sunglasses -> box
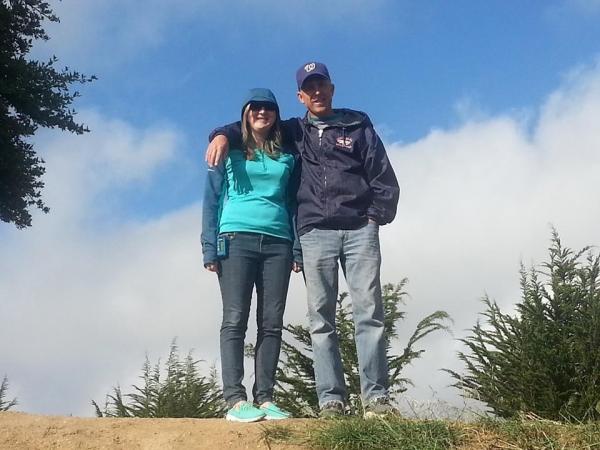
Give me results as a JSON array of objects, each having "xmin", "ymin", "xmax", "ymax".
[{"xmin": 248, "ymin": 102, "xmax": 277, "ymax": 112}]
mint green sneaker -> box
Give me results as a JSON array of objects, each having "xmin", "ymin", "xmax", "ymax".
[
  {"xmin": 260, "ymin": 402, "xmax": 291, "ymax": 420},
  {"xmin": 226, "ymin": 401, "xmax": 266, "ymax": 423}
]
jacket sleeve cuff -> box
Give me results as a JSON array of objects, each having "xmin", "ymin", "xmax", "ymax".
[
  {"xmin": 203, "ymin": 250, "xmax": 217, "ymax": 266},
  {"xmin": 293, "ymin": 244, "xmax": 303, "ymax": 265},
  {"xmin": 209, "ymin": 121, "xmax": 242, "ymax": 147},
  {"xmin": 367, "ymin": 208, "xmax": 383, "ymax": 225}
]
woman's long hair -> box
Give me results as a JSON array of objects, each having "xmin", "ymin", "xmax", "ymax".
[{"xmin": 241, "ymin": 104, "xmax": 283, "ymax": 160}]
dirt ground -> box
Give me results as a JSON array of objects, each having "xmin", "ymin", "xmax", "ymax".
[{"xmin": 0, "ymin": 412, "xmax": 313, "ymax": 450}]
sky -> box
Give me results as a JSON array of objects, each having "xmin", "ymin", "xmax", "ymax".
[{"xmin": 1, "ymin": 0, "xmax": 600, "ymax": 417}]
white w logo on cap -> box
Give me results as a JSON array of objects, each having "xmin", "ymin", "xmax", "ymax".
[{"xmin": 304, "ymin": 63, "xmax": 316, "ymax": 73}]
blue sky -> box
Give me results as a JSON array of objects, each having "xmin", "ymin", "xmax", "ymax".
[
  {"xmin": 2, "ymin": 0, "xmax": 600, "ymax": 416},
  {"xmin": 70, "ymin": 0, "xmax": 600, "ymax": 132},
  {"xmin": 38, "ymin": 0, "xmax": 600, "ymax": 218}
]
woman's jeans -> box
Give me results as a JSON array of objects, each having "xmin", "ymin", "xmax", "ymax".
[{"xmin": 218, "ymin": 232, "xmax": 292, "ymax": 407}]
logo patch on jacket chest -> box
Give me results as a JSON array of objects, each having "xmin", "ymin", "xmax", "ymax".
[{"xmin": 335, "ymin": 136, "xmax": 353, "ymax": 150}]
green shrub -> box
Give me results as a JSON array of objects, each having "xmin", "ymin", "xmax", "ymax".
[
  {"xmin": 447, "ymin": 230, "xmax": 600, "ymax": 421},
  {"xmin": 93, "ymin": 340, "xmax": 225, "ymax": 418},
  {"xmin": 250, "ymin": 281, "xmax": 451, "ymax": 417}
]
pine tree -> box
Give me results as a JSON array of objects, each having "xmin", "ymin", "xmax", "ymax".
[
  {"xmin": 1, "ymin": 0, "xmax": 95, "ymax": 228},
  {"xmin": 248, "ymin": 280, "xmax": 451, "ymax": 417},
  {"xmin": 447, "ymin": 230, "xmax": 600, "ymax": 421},
  {"xmin": 0, "ymin": 375, "xmax": 17, "ymax": 411},
  {"xmin": 93, "ymin": 341, "xmax": 226, "ymax": 418}
]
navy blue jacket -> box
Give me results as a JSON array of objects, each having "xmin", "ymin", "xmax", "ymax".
[{"xmin": 210, "ymin": 108, "xmax": 399, "ymax": 238}]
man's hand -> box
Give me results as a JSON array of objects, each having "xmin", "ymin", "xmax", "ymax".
[
  {"xmin": 205, "ymin": 134, "xmax": 230, "ymax": 167},
  {"xmin": 205, "ymin": 263, "xmax": 219, "ymax": 273},
  {"xmin": 292, "ymin": 262, "xmax": 303, "ymax": 273}
]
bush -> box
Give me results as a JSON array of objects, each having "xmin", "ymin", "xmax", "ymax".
[
  {"xmin": 93, "ymin": 340, "xmax": 225, "ymax": 418},
  {"xmin": 253, "ymin": 280, "xmax": 451, "ymax": 417},
  {"xmin": 447, "ymin": 230, "xmax": 600, "ymax": 421},
  {"xmin": 0, "ymin": 375, "xmax": 17, "ymax": 411}
]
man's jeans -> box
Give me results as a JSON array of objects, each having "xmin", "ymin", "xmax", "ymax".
[
  {"xmin": 300, "ymin": 223, "xmax": 389, "ymax": 407},
  {"xmin": 218, "ymin": 232, "xmax": 292, "ymax": 407}
]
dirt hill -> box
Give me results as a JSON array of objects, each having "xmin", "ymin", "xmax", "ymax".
[{"xmin": 0, "ymin": 412, "xmax": 311, "ymax": 450}]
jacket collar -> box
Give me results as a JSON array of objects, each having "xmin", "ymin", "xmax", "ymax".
[{"xmin": 303, "ymin": 108, "xmax": 365, "ymax": 129}]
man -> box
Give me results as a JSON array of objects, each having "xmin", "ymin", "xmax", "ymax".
[{"xmin": 206, "ymin": 62, "xmax": 400, "ymax": 418}]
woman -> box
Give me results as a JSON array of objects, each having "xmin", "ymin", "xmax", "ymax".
[{"xmin": 201, "ymin": 88, "xmax": 300, "ymax": 422}]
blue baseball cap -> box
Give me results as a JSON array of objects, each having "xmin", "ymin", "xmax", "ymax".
[
  {"xmin": 296, "ymin": 62, "xmax": 331, "ymax": 90},
  {"xmin": 241, "ymin": 88, "xmax": 280, "ymax": 118}
]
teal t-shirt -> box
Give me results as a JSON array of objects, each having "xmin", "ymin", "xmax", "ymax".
[{"xmin": 218, "ymin": 149, "xmax": 295, "ymax": 241}]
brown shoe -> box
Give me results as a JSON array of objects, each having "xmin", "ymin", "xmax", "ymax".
[
  {"xmin": 363, "ymin": 397, "xmax": 399, "ymax": 419},
  {"xmin": 319, "ymin": 401, "xmax": 345, "ymax": 418}
]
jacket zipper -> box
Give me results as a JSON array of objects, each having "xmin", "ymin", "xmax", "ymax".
[{"xmin": 318, "ymin": 128, "xmax": 327, "ymax": 217}]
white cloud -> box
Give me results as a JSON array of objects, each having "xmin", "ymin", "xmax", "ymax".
[
  {"xmin": 32, "ymin": 110, "xmax": 179, "ymax": 227},
  {"xmin": 0, "ymin": 112, "xmax": 202, "ymax": 415},
  {"xmin": 564, "ymin": 0, "xmax": 600, "ymax": 14},
  {"xmin": 379, "ymin": 60, "xmax": 600, "ymax": 407},
  {"xmin": 546, "ymin": 0, "xmax": 600, "ymax": 23},
  {"xmin": 33, "ymin": 0, "xmax": 211, "ymax": 68},
  {"xmin": 1, "ymin": 60, "xmax": 600, "ymax": 417},
  {"xmin": 35, "ymin": 0, "xmax": 394, "ymax": 69}
]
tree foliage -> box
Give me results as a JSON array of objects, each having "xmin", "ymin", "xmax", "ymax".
[
  {"xmin": 0, "ymin": 0, "xmax": 95, "ymax": 228},
  {"xmin": 0, "ymin": 375, "xmax": 17, "ymax": 411},
  {"xmin": 93, "ymin": 341, "xmax": 226, "ymax": 418},
  {"xmin": 447, "ymin": 230, "xmax": 600, "ymax": 421},
  {"xmin": 248, "ymin": 280, "xmax": 451, "ymax": 417}
]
